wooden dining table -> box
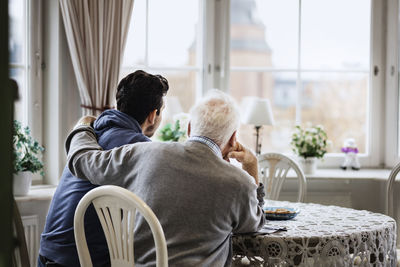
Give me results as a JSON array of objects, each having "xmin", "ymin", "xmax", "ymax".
[{"xmin": 232, "ymin": 200, "xmax": 397, "ymax": 267}]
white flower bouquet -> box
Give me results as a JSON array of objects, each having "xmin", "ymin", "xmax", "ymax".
[{"xmin": 291, "ymin": 125, "xmax": 329, "ymax": 159}]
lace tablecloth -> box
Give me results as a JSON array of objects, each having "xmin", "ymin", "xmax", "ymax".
[{"xmin": 232, "ymin": 201, "xmax": 397, "ymax": 267}]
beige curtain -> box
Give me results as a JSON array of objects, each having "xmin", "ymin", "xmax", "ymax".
[{"xmin": 60, "ymin": 0, "xmax": 134, "ymax": 115}]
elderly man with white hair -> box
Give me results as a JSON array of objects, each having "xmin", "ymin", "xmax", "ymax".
[{"xmin": 66, "ymin": 90, "xmax": 265, "ymax": 267}]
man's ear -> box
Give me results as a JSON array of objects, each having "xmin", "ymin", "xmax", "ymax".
[
  {"xmin": 187, "ymin": 122, "xmax": 191, "ymax": 137},
  {"xmin": 147, "ymin": 109, "xmax": 158, "ymax": 125},
  {"xmin": 229, "ymin": 131, "xmax": 237, "ymax": 147}
]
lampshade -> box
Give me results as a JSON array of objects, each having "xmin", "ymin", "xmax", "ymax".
[{"xmin": 242, "ymin": 97, "xmax": 274, "ymax": 126}]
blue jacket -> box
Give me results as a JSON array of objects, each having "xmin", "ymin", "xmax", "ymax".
[{"xmin": 39, "ymin": 109, "xmax": 150, "ymax": 266}]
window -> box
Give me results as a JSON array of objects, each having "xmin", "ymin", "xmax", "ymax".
[
  {"xmin": 9, "ymin": 0, "xmax": 42, "ymax": 134},
  {"xmin": 9, "ymin": 0, "xmax": 43, "ymax": 180},
  {"xmin": 121, "ymin": 0, "xmax": 204, "ymax": 122},
  {"xmin": 228, "ymin": 0, "xmax": 374, "ymax": 166},
  {"xmin": 120, "ymin": 0, "xmax": 393, "ymax": 167},
  {"xmin": 9, "ymin": 0, "xmax": 28, "ymax": 124}
]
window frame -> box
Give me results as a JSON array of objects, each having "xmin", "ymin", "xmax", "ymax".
[
  {"xmin": 212, "ymin": 0, "xmax": 387, "ymax": 168},
  {"xmin": 27, "ymin": 0, "xmax": 399, "ymax": 178},
  {"xmin": 385, "ymin": 0, "xmax": 400, "ymax": 167},
  {"xmin": 27, "ymin": 0, "xmax": 43, "ymax": 146}
]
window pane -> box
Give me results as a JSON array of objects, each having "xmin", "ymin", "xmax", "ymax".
[
  {"xmin": 10, "ymin": 68, "xmax": 26, "ymax": 123},
  {"xmin": 148, "ymin": 0, "xmax": 200, "ymax": 67},
  {"xmin": 9, "ymin": 0, "xmax": 26, "ymax": 64},
  {"xmin": 230, "ymin": 71, "xmax": 297, "ymax": 154},
  {"xmin": 230, "ymin": 0, "xmax": 299, "ymax": 69},
  {"xmin": 122, "ymin": 0, "xmax": 146, "ymax": 67},
  {"xmin": 161, "ymin": 71, "xmax": 198, "ymax": 115},
  {"xmin": 301, "ymin": 0, "xmax": 371, "ymax": 70},
  {"xmin": 300, "ymin": 72, "xmax": 368, "ymax": 153},
  {"xmin": 119, "ymin": 69, "xmax": 198, "ymax": 119},
  {"xmin": 152, "ymin": 70, "xmax": 198, "ymax": 140}
]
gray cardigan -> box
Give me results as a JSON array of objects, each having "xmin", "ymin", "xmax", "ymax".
[{"xmin": 66, "ymin": 126, "xmax": 265, "ymax": 267}]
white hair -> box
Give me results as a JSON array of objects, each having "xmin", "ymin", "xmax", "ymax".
[{"xmin": 189, "ymin": 89, "xmax": 240, "ymax": 146}]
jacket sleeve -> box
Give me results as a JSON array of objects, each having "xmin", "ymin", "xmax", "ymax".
[
  {"xmin": 65, "ymin": 125, "xmax": 136, "ymax": 186},
  {"xmin": 231, "ymin": 178, "xmax": 266, "ymax": 234}
]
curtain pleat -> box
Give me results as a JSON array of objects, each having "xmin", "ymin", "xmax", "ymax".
[{"xmin": 60, "ymin": 0, "xmax": 135, "ymax": 115}]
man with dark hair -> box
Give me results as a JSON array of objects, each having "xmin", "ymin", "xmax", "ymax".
[
  {"xmin": 115, "ymin": 70, "xmax": 168, "ymax": 137},
  {"xmin": 38, "ymin": 70, "xmax": 169, "ymax": 267}
]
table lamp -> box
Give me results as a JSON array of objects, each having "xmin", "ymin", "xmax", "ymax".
[{"xmin": 242, "ymin": 97, "xmax": 274, "ymax": 155}]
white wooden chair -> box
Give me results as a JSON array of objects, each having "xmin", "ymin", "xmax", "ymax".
[
  {"xmin": 258, "ymin": 153, "xmax": 307, "ymax": 202},
  {"xmin": 385, "ymin": 162, "xmax": 400, "ymax": 267},
  {"xmin": 386, "ymin": 161, "xmax": 400, "ymax": 217},
  {"xmin": 74, "ymin": 185, "xmax": 168, "ymax": 267}
]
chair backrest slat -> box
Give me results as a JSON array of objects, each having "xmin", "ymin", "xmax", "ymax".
[
  {"xmin": 121, "ymin": 208, "xmax": 128, "ymax": 261},
  {"xmin": 128, "ymin": 210, "xmax": 136, "ymax": 263},
  {"xmin": 258, "ymin": 153, "xmax": 307, "ymax": 202}
]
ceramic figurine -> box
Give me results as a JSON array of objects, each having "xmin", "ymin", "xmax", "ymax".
[{"xmin": 340, "ymin": 138, "xmax": 360, "ymax": 170}]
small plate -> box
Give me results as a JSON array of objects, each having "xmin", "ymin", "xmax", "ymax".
[{"xmin": 263, "ymin": 206, "xmax": 299, "ymax": 220}]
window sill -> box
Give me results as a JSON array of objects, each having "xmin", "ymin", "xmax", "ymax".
[
  {"xmin": 14, "ymin": 184, "xmax": 57, "ymax": 203},
  {"xmin": 299, "ymin": 168, "xmax": 392, "ymax": 181},
  {"xmin": 15, "ymin": 169, "xmax": 392, "ymax": 202}
]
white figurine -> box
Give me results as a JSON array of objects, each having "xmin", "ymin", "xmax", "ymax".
[{"xmin": 341, "ymin": 138, "xmax": 361, "ymax": 170}]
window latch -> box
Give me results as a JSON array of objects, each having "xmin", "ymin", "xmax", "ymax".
[{"xmin": 373, "ymin": 65, "xmax": 379, "ymax": 76}]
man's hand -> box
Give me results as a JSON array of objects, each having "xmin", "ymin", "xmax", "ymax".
[
  {"xmin": 76, "ymin": 116, "xmax": 96, "ymax": 128},
  {"xmin": 227, "ymin": 141, "xmax": 259, "ymax": 185}
]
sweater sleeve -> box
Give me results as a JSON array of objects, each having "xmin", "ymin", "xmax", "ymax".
[
  {"xmin": 232, "ymin": 179, "xmax": 266, "ymax": 234},
  {"xmin": 66, "ymin": 125, "xmax": 137, "ymax": 186}
]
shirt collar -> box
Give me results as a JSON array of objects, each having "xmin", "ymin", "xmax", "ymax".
[{"xmin": 188, "ymin": 136, "xmax": 222, "ymax": 159}]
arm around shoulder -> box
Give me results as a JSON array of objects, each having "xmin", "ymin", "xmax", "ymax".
[{"xmin": 66, "ymin": 125, "xmax": 136, "ymax": 186}]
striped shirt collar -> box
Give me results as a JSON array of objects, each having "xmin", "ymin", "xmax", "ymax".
[{"xmin": 188, "ymin": 135, "xmax": 222, "ymax": 159}]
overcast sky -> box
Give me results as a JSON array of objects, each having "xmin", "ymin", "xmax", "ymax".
[
  {"xmin": 257, "ymin": 0, "xmax": 370, "ymax": 70},
  {"xmin": 123, "ymin": 0, "xmax": 371, "ymax": 71}
]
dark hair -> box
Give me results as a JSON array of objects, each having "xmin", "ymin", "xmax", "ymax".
[{"xmin": 116, "ymin": 70, "xmax": 169, "ymax": 124}]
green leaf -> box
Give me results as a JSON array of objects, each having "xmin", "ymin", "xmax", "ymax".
[
  {"xmin": 12, "ymin": 120, "xmax": 44, "ymax": 175},
  {"xmin": 158, "ymin": 119, "xmax": 186, "ymax": 142}
]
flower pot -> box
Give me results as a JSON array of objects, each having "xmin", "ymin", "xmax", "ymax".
[
  {"xmin": 299, "ymin": 157, "xmax": 318, "ymax": 175},
  {"xmin": 13, "ymin": 171, "xmax": 32, "ymax": 196}
]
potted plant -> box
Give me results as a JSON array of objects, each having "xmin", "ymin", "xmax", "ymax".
[
  {"xmin": 158, "ymin": 120, "xmax": 186, "ymax": 142},
  {"xmin": 291, "ymin": 124, "xmax": 329, "ymax": 175},
  {"xmin": 158, "ymin": 113, "xmax": 189, "ymax": 142},
  {"xmin": 13, "ymin": 120, "xmax": 44, "ymax": 195}
]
